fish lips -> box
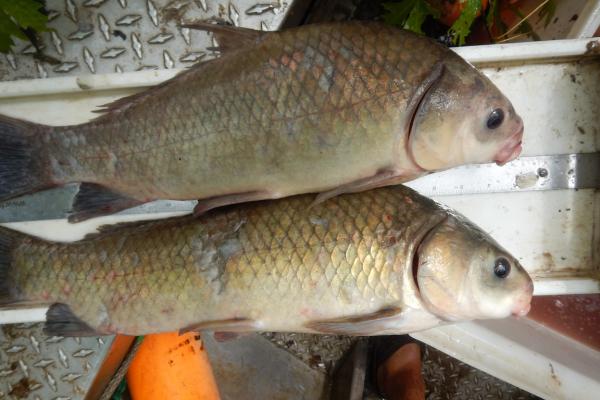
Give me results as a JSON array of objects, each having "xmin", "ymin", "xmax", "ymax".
[
  {"xmin": 494, "ymin": 125, "xmax": 524, "ymax": 166},
  {"xmin": 511, "ymin": 279, "xmax": 534, "ymax": 317}
]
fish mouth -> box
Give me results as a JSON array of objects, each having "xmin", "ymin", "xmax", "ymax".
[
  {"xmin": 494, "ymin": 125, "xmax": 524, "ymax": 166},
  {"xmin": 512, "ymin": 303, "xmax": 531, "ymax": 317},
  {"xmin": 511, "ymin": 280, "xmax": 534, "ymax": 317}
]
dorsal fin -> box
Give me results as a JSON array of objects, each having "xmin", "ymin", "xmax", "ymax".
[
  {"xmin": 91, "ymin": 23, "xmax": 266, "ymax": 118},
  {"xmin": 180, "ymin": 21, "xmax": 266, "ymax": 53},
  {"xmin": 90, "ymin": 59, "xmax": 215, "ymax": 117}
]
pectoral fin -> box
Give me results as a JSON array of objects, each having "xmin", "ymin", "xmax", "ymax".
[
  {"xmin": 69, "ymin": 183, "xmax": 144, "ymax": 223},
  {"xmin": 194, "ymin": 190, "xmax": 270, "ymax": 215},
  {"xmin": 44, "ymin": 303, "xmax": 105, "ymax": 337},
  {"xmin": 179, "ymin": 318, "xmax": 257, "ymax": 334},
  {"xmin": 213, "ymin": 331, "xmax": 252, "ymax": 342},
  {"xmin": 305, "ymin": 307, "xmax": 403, "ymax": 336},
  {"xmin": 312, "ymin": 170, "xmax": 411, "ymax": 207}
]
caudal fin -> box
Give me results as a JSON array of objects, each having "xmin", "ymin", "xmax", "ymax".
[{"xmin": 0, "ymin": 114, "xmax": 52, "ymax": 202}]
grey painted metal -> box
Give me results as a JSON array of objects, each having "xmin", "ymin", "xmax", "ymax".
[{"xmin": 202, "ymin": 333, "xmax": 328, "ymax": 400}]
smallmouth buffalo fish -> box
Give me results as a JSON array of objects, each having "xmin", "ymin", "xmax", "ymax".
[
  {"xmin": 0, "ymin": 22, "xmax": 524, "ymax": 222},
  {"xmin": 0, "ymin": 185, "xmax": 533, "ymax": 336}
]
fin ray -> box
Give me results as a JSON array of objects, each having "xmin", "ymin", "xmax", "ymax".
[
  {"xmin": 179, "ymin": 318, "xmax": 256, "ymax": 334},
  {"xmin": 180, "ymin": 21, "xmax": 265, "ymax": 52},
  {"xmin": 69, "ymin": 183, "xmax": 143, "ymax": 223},
  {"xmin": 305, "ymin": 307, "xmax": 402, "ymax": 335},
  {"xmin": 0, "ymin": 114, "xmax": 53, "ymax": 201},
  {"xmin": 44, "ymin": 303, "xmax": 104, "ymax": 337}
]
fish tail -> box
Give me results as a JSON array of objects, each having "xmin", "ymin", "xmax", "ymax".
[
  {"xmin": 0, "ymin": 227, "xmax": 28, "ymax": 306},
  {"xmin": 0, "ymin": 114, "xmax": 54, "ymax": 202}
]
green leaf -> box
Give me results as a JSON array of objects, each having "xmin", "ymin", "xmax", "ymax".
[
  {"xmin": 448, "ymin": 0, "xmax": 482, "ymax": 46},
  {"xmin": 0, "ymin": 9, "xmax": 24, "ymax": 52},
  {"xmin": 0, "ymin": 0, "xmax": 50, "ymax": 53},
  {"xmin": 404, "ymin": 0, "xmax": 440, "ymax": 34},
  {"xmin": 538, "ymin": 0, "xmax": 556, "ymax": 28},
  {"xmin": 383, "ymin": 0, "xmax": 418, "ymax": 28},
  {"xmin": 383, "ymin": 0, "xmax": 439, "ymax": 35},
  {"xmin": 0, "ymin": 0, "xmax": 49, "ymax": 32}
]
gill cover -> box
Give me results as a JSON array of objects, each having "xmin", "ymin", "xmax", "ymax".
[
  {"xmin": 415, "ymin": 215, "xmax": 533, "ymax": 321},
  {"xmin": 408, "ymin": 55, "xmax": 524, "ymax": 171}
]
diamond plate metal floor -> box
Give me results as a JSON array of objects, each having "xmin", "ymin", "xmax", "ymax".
[
  {"xmin": 0, "ymin": 0, "xmax": 290, "ymax": 80},
  {"xmin": 0, "ymin": 322, "xmax": 128, "ymax": 400}
]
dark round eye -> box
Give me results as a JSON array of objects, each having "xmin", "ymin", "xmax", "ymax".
[
  {"xmin": 487, "ymin": 108, "xmax": 505, "ymax": 129},
  {"xmin": 494, "ymin": 257, "xmax": 511, "ymax": 278}
]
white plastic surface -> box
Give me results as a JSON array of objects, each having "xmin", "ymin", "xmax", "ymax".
[{"xmin": 412, "ymin": 318, "xmax": 600, "ymax": 400}]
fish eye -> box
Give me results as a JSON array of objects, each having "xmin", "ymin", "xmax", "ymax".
[
  {"xmin": 494, "ymin": 257, "xmax": 511, "ymax": 278},
  {"xmin": 486, "ymin": 108, "xmax": 504, "ymax": 129}
]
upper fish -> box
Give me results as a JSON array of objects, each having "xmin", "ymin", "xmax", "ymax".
[{"xmin": 0, "ymin": 22, "xmax": 523, "ymax": 222}]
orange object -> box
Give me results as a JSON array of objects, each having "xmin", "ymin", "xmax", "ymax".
[{"xmin": 127, "ymin": 332, "xmax": 220, "ymax": 400}]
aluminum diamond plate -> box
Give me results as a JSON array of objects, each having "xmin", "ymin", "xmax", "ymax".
[
  {"xmin": 0, "ymin": 0, "xmax": 290, "ymax": 81},
  {"xmin": 0, "ymin": 323, "xmax": 129, "ymax": 400}
]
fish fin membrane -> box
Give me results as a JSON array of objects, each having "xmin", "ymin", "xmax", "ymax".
[
  {"xmin": 69, "ymin": 183, "xmax": 143, "ymax": 223},
  {"xmin": 179, "ymin": 21, "xmax": 265, "ymax": 53},
  {"xmin": 44, "ymin": 303, "xmax": 103, "ymax": 337},
  {"xmin": 0, "ymin": 114, "xmax": 51, "ymax": 202},
  {"xmin": 179, "ymin": 317, "xmax": 257, "ymax": 334},
  {"xmin": 305, "ymin": 307, "xmax": 403, "ymax": 336},
  {"xmin": 312, "ymin": 169, "xmax": 407, "ymax": 207},
  {"xmin": 83, "ymin": 216, "xmax": 192, "ymax": 240}
]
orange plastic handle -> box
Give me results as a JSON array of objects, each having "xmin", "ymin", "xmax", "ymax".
[{"xmin": 127, "ymin": 332, "xmax": 220, "ymax": 400}]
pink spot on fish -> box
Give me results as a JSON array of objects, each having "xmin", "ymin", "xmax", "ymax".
[{"xmin": 62, "ymin": 284, "xmax": 71, "ymax": 295}]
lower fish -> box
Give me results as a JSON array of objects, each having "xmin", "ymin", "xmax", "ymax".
[{"xmin": 0, "ymin": 186, "xmax": 533, "ymax": 336}]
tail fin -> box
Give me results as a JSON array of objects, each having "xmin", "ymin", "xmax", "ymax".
[
  {"xmin": 0, "ymin": 114, "xmax": 52, "ymax": 201},
  {"xmin": 0, "ymin": 227, "xmax": 23, "ymax": 306}
]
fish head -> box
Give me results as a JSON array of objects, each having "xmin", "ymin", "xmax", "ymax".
[
  {"xmin": 408, "ymin": 59, "xmax": 524, "ymax": 171},
  {"xmin": 414, "ymin": 215, "xmax": 533, "ymax": 321}
]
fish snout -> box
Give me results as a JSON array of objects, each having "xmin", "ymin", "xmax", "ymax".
[
  {"xmin": 494, "ymin": 122, "xmax": 524, "ymax": 166},
  {"xmin": 511, "ymin": 279, "xmax": 534, "ymax": 317}
]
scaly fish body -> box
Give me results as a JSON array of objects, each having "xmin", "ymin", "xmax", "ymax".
[
  {"xmin": 0, "ymin": 22, "xmax": 523, "ymax": 221},
  {"xmin": 0, "ymin": 186, "xmax": 533, "ymax": 336}
]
